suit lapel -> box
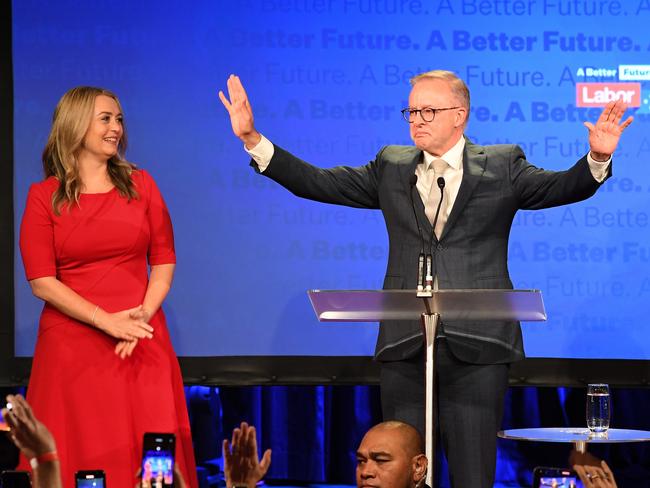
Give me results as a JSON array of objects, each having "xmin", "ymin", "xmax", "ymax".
[
  {"xmin": 398, "ymin": 150, "xmax": 433, "ymax": 235},
  {"xmin": 440, "ymin": 141, "xmax": 487, "ymax": 240}
]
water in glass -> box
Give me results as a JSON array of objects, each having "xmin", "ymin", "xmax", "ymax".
[{"xmin": 586, "ymin": 384, "xmax": 610, "ymax": 433}]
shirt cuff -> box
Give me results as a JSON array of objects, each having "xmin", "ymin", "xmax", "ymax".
[
  {"xmin": 245, "ymin": 134, "xmax": 274, "ymax": 172},
  {"xmin": 587, "ymin": 152, "xmax": 611, "ymax": 183}
]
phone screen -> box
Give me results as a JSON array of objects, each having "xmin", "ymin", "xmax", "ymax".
[
  {"xmin": 76, "ymin": 479, "xmax": 105, "ymax": 488},
  {"xmin": 534, "ymin": 467, "xmax": 584, "ymax": 488},
  {"xmin": 141, "ymin": 433, "xmax": 175, "ymax": 487},
  {"xmin": 0, "ymin": 404, "xmax": 10, "ymax": 432},
  {"xmin": 0, "ymin": 470, "xmax": 32, "ymax": 488},
  {"xmin": 538, "ymin": 476, "xmax": 581, "ymax": 487},
  {"xmin": 75, "ymin": 470, "xmax": 105, "ymax": 488}
]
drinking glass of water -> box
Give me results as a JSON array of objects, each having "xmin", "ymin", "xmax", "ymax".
[{"xmin": 586, "ymin": 383, "xmax": 610, "ymax": 434}]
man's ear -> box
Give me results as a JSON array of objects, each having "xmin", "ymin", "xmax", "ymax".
[
  {"xmin": 454, "ymin": 107, "xmax": 467, "ymax": 128},
  {"xmin": 412, "ymin": 454, "xmax": 428, "ymax": 485}
]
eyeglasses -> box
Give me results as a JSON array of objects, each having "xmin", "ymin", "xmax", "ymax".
[{"xmin": 401, "ymin": 106, "xmax": 461, "ymax": 123}]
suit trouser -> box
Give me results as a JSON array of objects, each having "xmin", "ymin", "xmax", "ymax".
[{"xmin": 380, "ymin": 339, "xmax": 509, "ymax": 488}]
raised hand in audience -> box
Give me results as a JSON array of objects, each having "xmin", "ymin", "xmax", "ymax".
[
  {"xmin": 573, "ymin": 460, "xmax": 617, "ymax": 488},
  {"xmin": 222, "ymin": 421, "xmax": 272, "ymax": 488},
  {"xmin": 570, "ymin": 449, "xmax": 617, "ymax": 488},
  {"xmin": 2, "ymin": 394, "xmax": 62, "ymax": 488}
]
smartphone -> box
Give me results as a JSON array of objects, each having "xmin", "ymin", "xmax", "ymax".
[
  {"xmin": 533, "ymin": 466, "xmax": 583, "ymax": 487},
  {"xmin": 0, "ymin": 470, "xmax": 31, "ymax": 488},
  {"xmin": 0, "ymin": 402, "xmax": 11, "ymax": 432},
  {"xmin": 75, "ymin": 470, "xmax": 106, "ymax": 487},
  {"xmin": 141, "ymin": 433, "xmax": 175, "ymax": 487}
]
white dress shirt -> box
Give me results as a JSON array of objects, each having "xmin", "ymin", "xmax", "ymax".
[{"xmin": 416, "ymin": 136, "xmax": 465, "ymax": 225}]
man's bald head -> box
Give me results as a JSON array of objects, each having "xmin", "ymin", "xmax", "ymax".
[
  {"xmin": 356, "ymin": 421, "xmax": 427, "ymax": 488},
  {"xmin": 366, "ymin": 421, "xmax": 424, "ymax": 457}
]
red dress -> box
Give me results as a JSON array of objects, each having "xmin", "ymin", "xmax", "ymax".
[{"xmin": 19, "ymin": 169, "xmax": 198, "ymax": 488}]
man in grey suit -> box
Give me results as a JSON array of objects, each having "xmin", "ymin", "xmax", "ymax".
[{"xmin": 219, "ymin": 71, "xmax": 632, "ymax": 487}]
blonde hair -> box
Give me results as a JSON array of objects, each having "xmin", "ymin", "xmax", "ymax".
[
  {"xmin": 410, "ymin": 70, "xmax": 470, "ymax": 119},
  {"xmin": 42, "ymin": 86, "xmax": 138, "ymax": 214}
]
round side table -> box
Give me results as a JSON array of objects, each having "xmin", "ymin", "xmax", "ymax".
[{"xmin": 498, "ymin": 427, "xmax": 650, "ymax": 453}]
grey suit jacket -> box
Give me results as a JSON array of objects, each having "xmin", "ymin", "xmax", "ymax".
[{"xmin": 254, "ymin": 139, "xmax": 608, "ymax": 364}]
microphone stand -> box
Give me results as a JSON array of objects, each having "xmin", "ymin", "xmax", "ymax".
[{"xmin": 422, "ymin": 176, "xmax": 445, "ymax": 296}]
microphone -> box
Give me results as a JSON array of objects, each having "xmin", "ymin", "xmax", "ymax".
[
  {"xmin": 425, "ymin": 177, "xmax": 446, "ymax": 291},
  {"xmin": 408, "ymin": 174, "xmax": 426, "ymax": 292}
]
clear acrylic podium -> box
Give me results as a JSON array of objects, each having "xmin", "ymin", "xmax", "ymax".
[{"xmin": 308, "ymin": 288, "xmax": 547, "ymax": 486}]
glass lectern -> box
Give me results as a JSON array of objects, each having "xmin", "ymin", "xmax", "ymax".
[{"xmin": 309, "ymin": 288, "xmax": 547, "ymax": 486}]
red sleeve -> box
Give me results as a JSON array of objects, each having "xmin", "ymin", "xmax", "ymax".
[
  {"xmin": 19, "ymin": 183, "xmax": 57, "ymax": 280},
  {"xmin": 140, "ymin": 169, "xmax": 176, "ymax": 265}
]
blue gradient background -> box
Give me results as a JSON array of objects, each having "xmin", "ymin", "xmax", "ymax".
[{"xmin": 13, "ymin": 0, "xmax": 650, "ymax": 358}]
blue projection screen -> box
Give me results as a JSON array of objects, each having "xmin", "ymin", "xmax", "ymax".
[{"xmin": 12, "ymin": 1, "xmax": 650, "ymax": 360}]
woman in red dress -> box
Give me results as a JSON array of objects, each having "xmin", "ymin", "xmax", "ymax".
[{"xmin": 19, "ymin": 86, "xmax": 198, "ymax": 488}]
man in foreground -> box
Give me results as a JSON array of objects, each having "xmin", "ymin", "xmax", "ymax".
[{"xmin": 223, "ymin": 420, "xmax": 427, "ymax": 488}]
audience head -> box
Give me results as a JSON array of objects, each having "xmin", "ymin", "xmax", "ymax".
[{"xmin": 355, "ymin": 420, "xmax": 427, "ymax": 488}]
